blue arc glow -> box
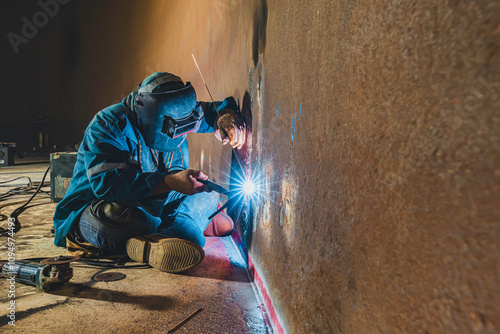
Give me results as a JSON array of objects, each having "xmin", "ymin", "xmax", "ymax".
[
  {"xmin": 228, "ymin": 173, "xmax": 263, "ymax": 205},
  {"xmin": 217, "ymin": 160, "xmax": 271, "ymax": 215}
]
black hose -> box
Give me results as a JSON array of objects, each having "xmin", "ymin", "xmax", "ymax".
[{"xmin": 0, "ymin": 166, "xmax": 51, "ymax": 234}]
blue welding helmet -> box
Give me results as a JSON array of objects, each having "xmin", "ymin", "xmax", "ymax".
[{"xmin": 135, "ymin": 73, "xmax": 203, "ymax": 152}]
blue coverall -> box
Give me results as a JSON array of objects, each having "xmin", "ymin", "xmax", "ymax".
[{"xmin": 52, "ymin": 95, "xmax": 237, "ymax": 250}]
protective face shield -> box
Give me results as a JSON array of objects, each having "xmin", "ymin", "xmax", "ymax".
[{"xmin": 135, "ymin": 74, "xmax": 203, "ymax": 152}]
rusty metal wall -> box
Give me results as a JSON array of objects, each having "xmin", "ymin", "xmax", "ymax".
[
  {"xmin": 192, "ymin": 1, "xmax": 500, "ymax": 332},
  {"xmin": 253, "ymin": 1, "xmax": 500, "ymax": 333},
  {"xmin": 2, "ymin": 0, "xmax": 498, "ymax": 332}
]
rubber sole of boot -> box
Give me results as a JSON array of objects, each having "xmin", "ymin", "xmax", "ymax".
[{"xmin": 126, "ymin": 235, "xmax": 204, "ymax": 273}]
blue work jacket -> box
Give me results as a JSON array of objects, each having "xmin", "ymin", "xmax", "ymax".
[{"xmin": 53, "ymin": 97, "xmax": 237, "ymax": 247}]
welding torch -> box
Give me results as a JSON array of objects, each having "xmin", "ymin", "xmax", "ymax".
[{"xmin": 196, "ymin": 178, "xmax": 232, "ymax": 219}]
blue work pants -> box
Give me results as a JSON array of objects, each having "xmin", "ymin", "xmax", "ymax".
[{"xmin": 77, "ymin": 191, "xmax": 219, "ymax": 253}]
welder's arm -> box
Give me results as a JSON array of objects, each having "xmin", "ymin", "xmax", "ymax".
[
  {"xmin": 196, "ymin": 97, "xmax": 247, "ymax": 149},
  {"xmin": 83, "ymin": 121, "xmax": 205, "ymax": 204},
  {"xmin": 84, "ymin": 140, "xmax": 165, "ymax": 204},
  {"xmin": 152, "ymin": 170, "xmax": 209, "ymax": 196}
]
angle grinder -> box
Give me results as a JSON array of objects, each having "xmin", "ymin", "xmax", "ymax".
[{"xmin": 2, "ymin": 255, "xmax": 80, "ymax": 292}]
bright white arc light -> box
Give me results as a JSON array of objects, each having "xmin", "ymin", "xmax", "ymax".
[{"xmin": 243, "ymin": 180, "xmax": 256, "ymax": 195}]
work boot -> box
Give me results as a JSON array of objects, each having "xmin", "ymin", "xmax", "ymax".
[
  {"xmin": 126, "ymin": 235, "xmax": 204, "ymax": 273},
  {"xmin": 203, "ymin": 205, "xmax": 234, "ymax": 237}
]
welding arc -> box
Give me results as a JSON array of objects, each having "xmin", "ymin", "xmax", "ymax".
[{"xmin": 191, "ymin": 53, "xmax": 246, "ymax": 174}]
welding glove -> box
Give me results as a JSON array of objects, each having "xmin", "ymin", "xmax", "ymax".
[{"xmin": 214, "ymin": 109, "xmax": 247, "ymax": 149}]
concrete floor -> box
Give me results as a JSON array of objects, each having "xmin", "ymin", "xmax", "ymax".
[{"xmin": 0, "ymin": 162, "xmax": 271, "ymax": 333}]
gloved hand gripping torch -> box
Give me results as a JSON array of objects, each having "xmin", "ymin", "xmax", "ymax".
[{"xmin": 196, "ymin": 178, "xmax": 231, "ymax": 219}]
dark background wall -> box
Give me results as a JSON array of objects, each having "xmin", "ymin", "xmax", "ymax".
[
  {"xmin": 0, "ymin": 0, "xmax": 77, "ymax": 152},
  {"xmin": 1, "ymin": 0, "xmax": 499, "ymax": 333}
]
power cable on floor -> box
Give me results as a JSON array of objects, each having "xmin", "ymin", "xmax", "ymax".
[
  {"xmin": 0, "ymin": 166, "xmax": 51, "ymax": 235},
  {"xmin": 0, "ymin": 175, "xmax": 50, "ymax": 201},
  {"xmin": 75, "ymin": 257, "xmax": 150, "ymax": 268},
  {"xmin": 0, "ymin": 176, "xmax": 33, "ymax": 185}
]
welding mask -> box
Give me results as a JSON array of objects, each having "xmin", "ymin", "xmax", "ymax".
[{"xmin": 135, "ymin": 73, "xmax": 203, "ymax": 152}]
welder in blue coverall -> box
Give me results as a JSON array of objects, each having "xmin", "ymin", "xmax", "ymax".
[{"xmin": 52, "ymin": 72, "xmax": 246, "ymax": 273}]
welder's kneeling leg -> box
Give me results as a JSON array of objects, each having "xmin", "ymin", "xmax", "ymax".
[
  {"xmin": 76, "ymin": 200, "xmax": 157, "ymax": 254},
  {"xmin": 155, "ymin": 191, "xmax": 219, "ymax": 248},
  {"xmin": 126, "ymin": 235, "xmax": 204, "ymax": 273}
]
